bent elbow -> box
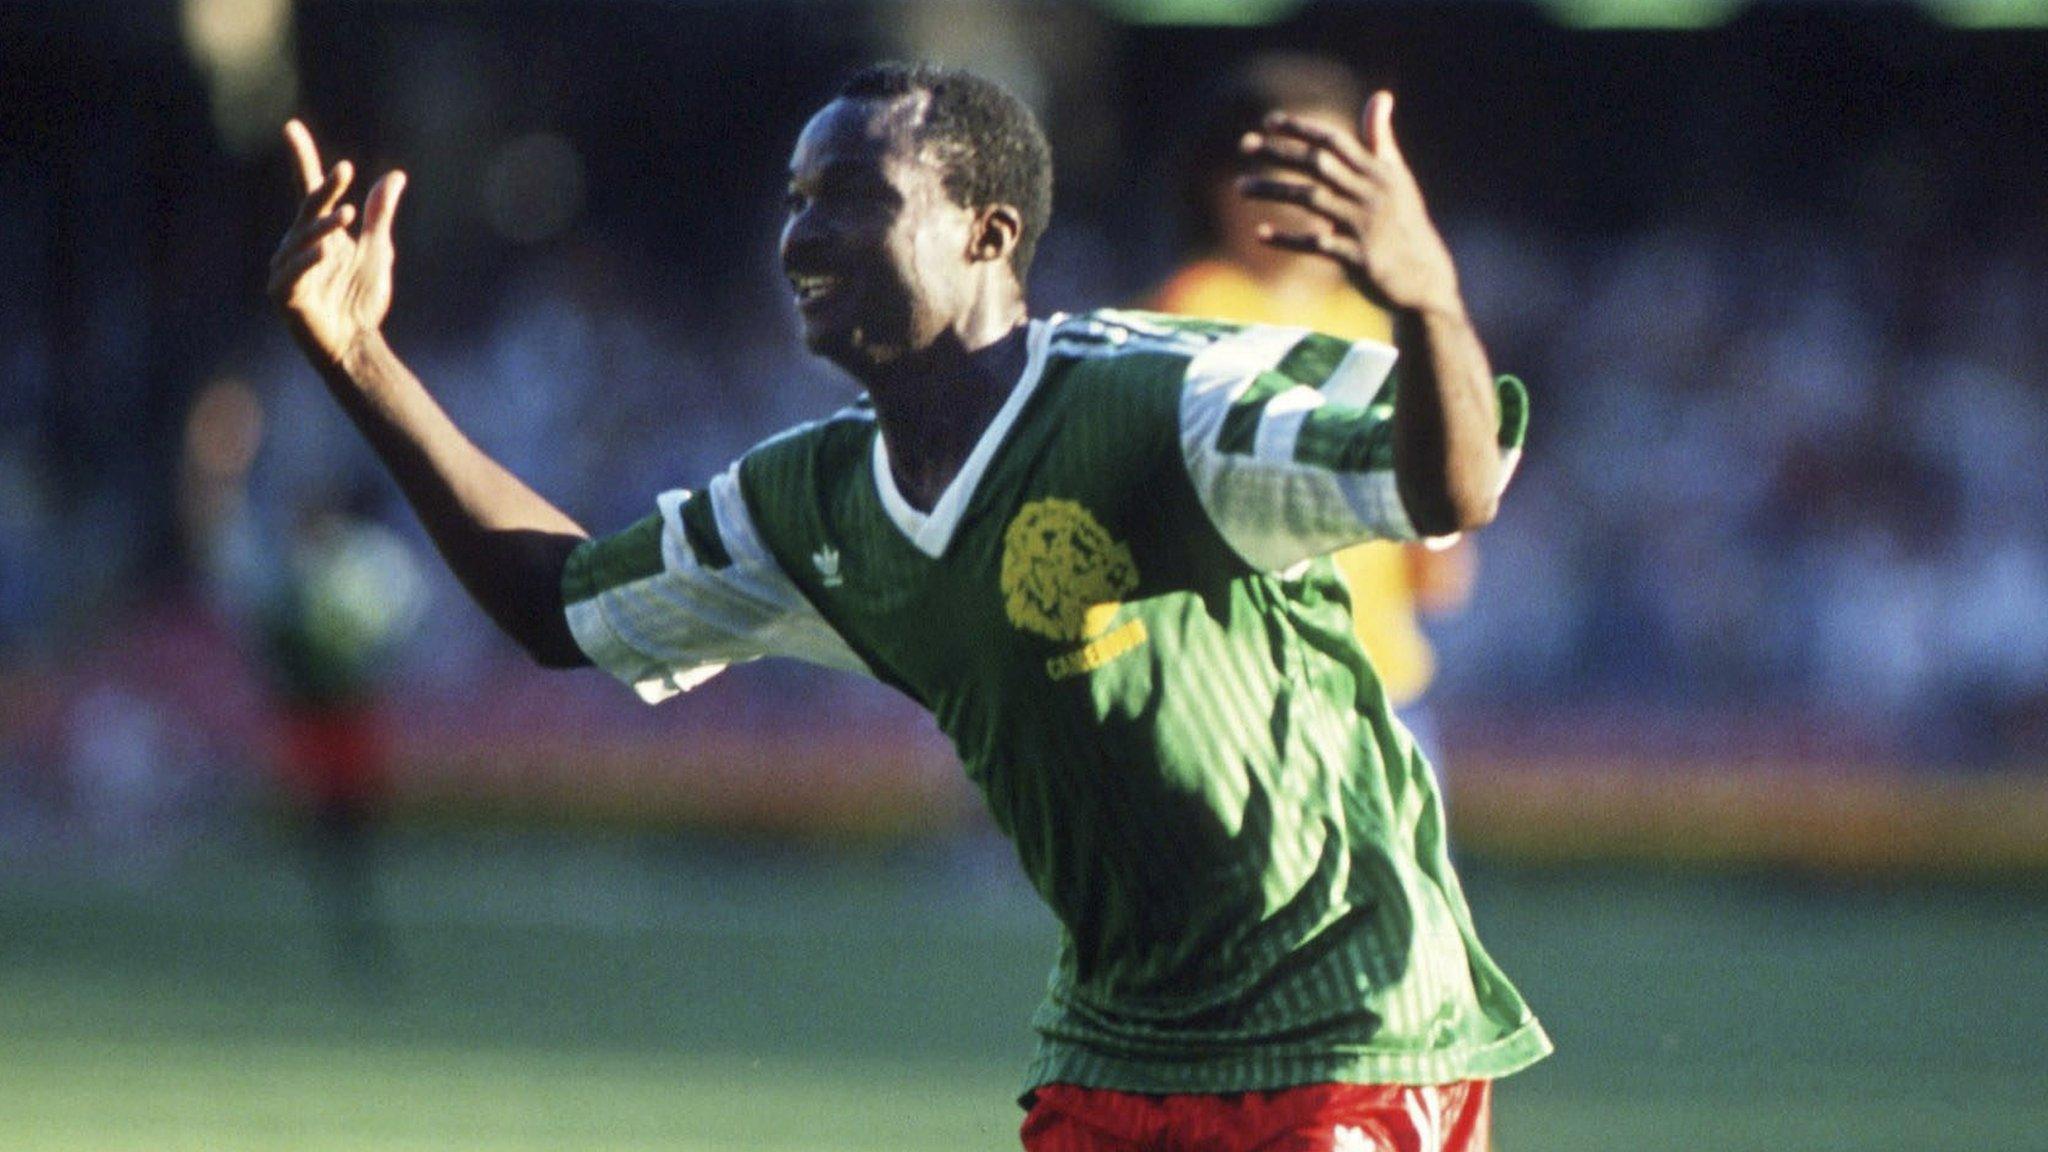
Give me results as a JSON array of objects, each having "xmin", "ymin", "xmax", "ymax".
[
  {"xmin": 520, "ymin": 622, "xmax": 591, "ymax": 670},
  {"xmin": 498, "ymin": 601, "xmax": 590, "ymax": 670},
  {"xmin": 1447, "ymin": 484, "xmax": 1500, "ymax": 532},
  {"xmin": 527, "ymin": 638, "xmax": 591, "ymax": 670},
  {"xmin": 1409, "ymin": 499, "xmax": 1492, "ymax": 539},
  {"xmin": 1404, "ymin": 472, "xmax": 1501, "ymax": 538}
]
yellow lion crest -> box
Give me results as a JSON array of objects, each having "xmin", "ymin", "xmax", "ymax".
[{"xmin": 1001, "ymin": 498, "xmax": 1138, "ymax": 642}]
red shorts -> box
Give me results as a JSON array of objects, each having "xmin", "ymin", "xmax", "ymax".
[
  {"xmin": 1021, "ymin": 1080, "xmax": 1491, "ymax": 1152},
  {"xmin": 277, "ymin": 706, "xmax": 388, "ymax": 805}
]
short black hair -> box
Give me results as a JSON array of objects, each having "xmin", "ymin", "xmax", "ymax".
[
  {"xmin": 1180, "ymin": 54, "xmax": 1367, "ymax": 252},
  {"xmin": 838, "ymin": 62, "xmax": 1054, "ymax": 281}
]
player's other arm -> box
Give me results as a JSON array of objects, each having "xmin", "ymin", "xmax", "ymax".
[
  {"xmin": 1239, "ymin": 93, "xmax": 1503, "ymax": 536},
  {"xmin": 267, "ymin": 120, "xmax": 590, "ymax": 668}
]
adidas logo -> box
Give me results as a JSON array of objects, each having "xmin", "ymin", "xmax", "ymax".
[{"xmin": 812, "ymin": 544, "xmax": 844, "ymax": 587}]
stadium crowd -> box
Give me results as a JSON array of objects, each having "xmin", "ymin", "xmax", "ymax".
[{"xmin": 2, "ymin": 2, "xmax": 2044, "ymax": 851}]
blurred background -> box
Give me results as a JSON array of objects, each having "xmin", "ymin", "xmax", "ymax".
[{"xmin": 2, "ymin": 0, "xmax": 2046, "ymax": 1149}]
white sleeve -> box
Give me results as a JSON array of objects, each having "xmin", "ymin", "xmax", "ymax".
[
  {"xmin": 1177, "ymin": 324, "xmax": 1528, "ymax": 574},
  {"xmin": 563, "ymin": 463, "xmax": 870, "ymax": 703},
  {"xmin": 1178, "ymin": 325, "xmax": 1416, "ymax": 573}
]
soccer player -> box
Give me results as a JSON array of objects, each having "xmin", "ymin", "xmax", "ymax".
[
  {"xmin": 268, "ymin": 63, "xmax": 1547, "ymax": 1152},
  {"xmin": 180, "ymin": 382, "xmax": 417, "ymax": 990}
]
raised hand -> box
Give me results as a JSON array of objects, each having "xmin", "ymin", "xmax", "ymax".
[
  {"xmin": 1237, "ymin": 92, "xmax": 1461, "ymax": 316},
  {"xmin": 267, "ymin": 120, "xmax": 408, "ymax": 367}
]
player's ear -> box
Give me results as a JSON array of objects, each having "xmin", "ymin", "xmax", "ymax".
[{"xmin": 969, "ymin": 204, "xmax": 1023, "ymax": 266}]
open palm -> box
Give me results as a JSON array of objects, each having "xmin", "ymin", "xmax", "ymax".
[
  {"xmin": 267, "ymin": 119, "xmax": 407, "ymax": 365},
  {"xmin": 1236, "ymin": 93, "xmax": 1461, "ymax": 316}
]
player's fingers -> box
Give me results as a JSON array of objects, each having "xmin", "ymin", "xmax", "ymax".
[
  {"xmin": 360, "ymin": 171, "xmax": 407, "ymax": 252},
  {"xmin": 1261, "ymin": 112, "xmax": 1373, "ymax": 177},
  {"xmin": 284, "ymin": 119, "xmax": 324, "ymax": 193},
  {"xmin": 1239, "ymin": 133, "xmax": 1369, "ymax": 202},
  {"xmin": 295, "ymin": 200, "xmax": 356, "ymax": 239},
  {"xmin": 1362, "ymin": 92, "xmax": 1402, "ymax": 163},
  {"xmin": 291, "ymin": 159, "xmax": 355, "ymax": 233},
  {"xmin": 270, "ymin": 207, "xmax": 355, "ymax": 274},
  {"xmin": 321, "ymin": 160, "xmax": 355, "ymax": 216},
  {"xmin": 1238, "ymin": 176, "xmax": 1367, "ymax": 236},
  {"xmin": 1257, "ymin": 224, "xmax": 1365, "ymax": 266}
]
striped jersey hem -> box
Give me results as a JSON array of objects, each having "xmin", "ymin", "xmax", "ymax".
[{"xmin": 1022, "ymin": 1017, "xmax": 1553, "ymax": 1096}]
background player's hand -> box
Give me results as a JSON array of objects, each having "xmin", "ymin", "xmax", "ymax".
[
  {"xmin": 268, "ymin": 120, "xmax": 406, "ymax": 368},
  {"xmin": 1238, "ymin": 92, "xmax": 1461, "ymax": 315}
]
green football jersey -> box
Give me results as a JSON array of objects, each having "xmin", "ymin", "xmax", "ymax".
[{"xmin": 564, "ymin": 310, "xmax": 1549, "ymax": 1093}]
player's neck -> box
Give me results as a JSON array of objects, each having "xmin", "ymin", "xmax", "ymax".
[
  {"xmin": 867, "ymin": 319, "xmax": 1031, "ymax": 513},
  {"xmin": 1238, "ymin": 250, "xmax": 1349, "ymax": 303}
]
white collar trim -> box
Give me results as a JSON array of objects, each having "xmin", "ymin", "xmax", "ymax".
[{"xmin": 872, "ymin": 317, "xmax": 1055, "ymax": 558}]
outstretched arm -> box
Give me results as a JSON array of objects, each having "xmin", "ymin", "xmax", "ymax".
[
  {"xmin": 267, "ymin": 120, "xmax": 589, "ymax": 667},
  {"xmin": 1238, "ymin": 93, "xmax": 1504, "ymax": 536}
]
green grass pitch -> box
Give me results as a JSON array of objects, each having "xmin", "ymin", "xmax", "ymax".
[{"xmin": 2, "ymin": 828, "xmax": 2043, "ymax": 1150}]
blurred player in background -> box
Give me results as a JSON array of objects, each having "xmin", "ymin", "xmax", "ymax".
[
  {"xmin": 1148, "ymin": 54, "xmax": 1477, "ymax": 764},
  {"xmin": 267, "ymin": 62, "xmax": 1544, "ymax": 1150},
  {"xmin": 181, "ymin": 380, "xmax": 421, "ymax": 988}
]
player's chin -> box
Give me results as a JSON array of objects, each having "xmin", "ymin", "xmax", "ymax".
[
  {"xmin": 796, "ymin": 290, "xmax": 856, "ymax": 346},
  {"xmin": 798, "ymin": 316, "xmax": 853, "ymax": 360},
  {"xmin": 800, "ymin": 305, "xmax": 904, "ymax": 371}
]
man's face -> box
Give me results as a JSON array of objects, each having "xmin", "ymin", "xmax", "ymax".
[{"xmin": 779, "ymin": 95, "xmax": 980, "ymax": 373}]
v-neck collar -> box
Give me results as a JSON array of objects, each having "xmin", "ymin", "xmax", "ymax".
[{"xmin": 871, "ymin": 316, "xmax": 1055, "ymax": 559}]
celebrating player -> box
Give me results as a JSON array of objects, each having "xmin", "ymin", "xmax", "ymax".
[{"xmin": 269, "ymin": 63, "xmax": 1546, "ymax": 1152}]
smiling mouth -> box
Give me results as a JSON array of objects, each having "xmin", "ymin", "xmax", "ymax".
[{"xmin": 789, "ymin": 274, "xmax": 841, "ymax": 307}]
